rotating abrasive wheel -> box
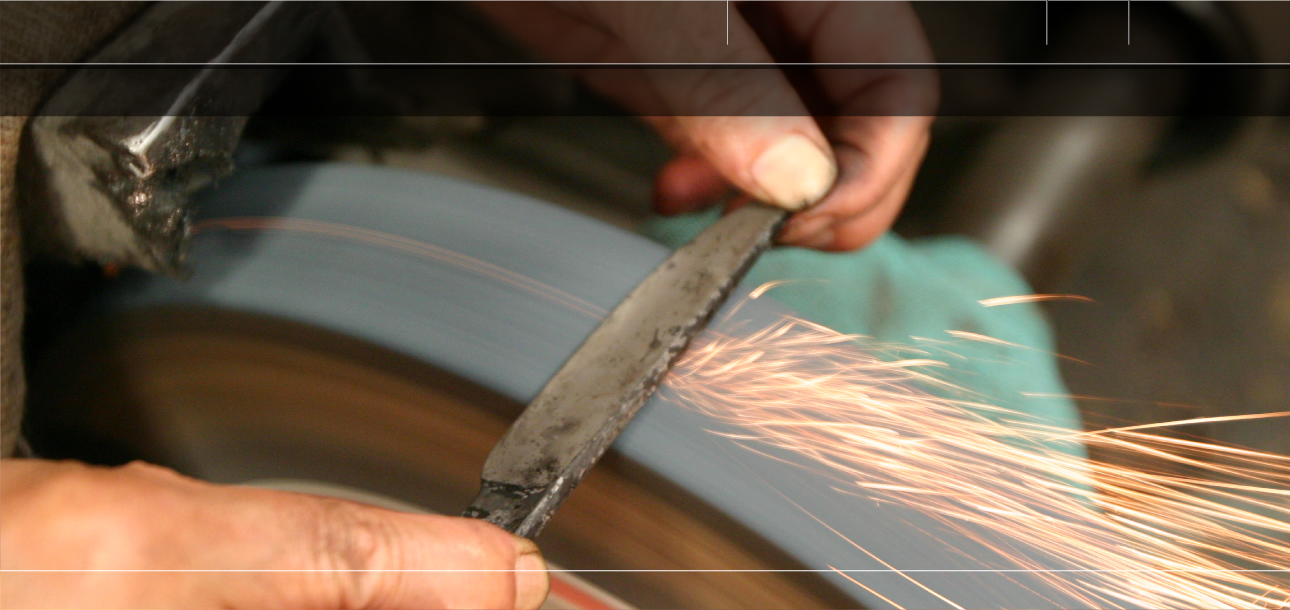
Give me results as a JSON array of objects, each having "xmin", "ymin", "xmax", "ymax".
[
  {"xmin": 27, "ymin": 164, "xmax": 1072, "ymax": 609},
  {"xmin": 29, "ymin": 308, "xmax": 849, "ymax": 609},
  {"xmin": 24, "ymin": 163, "xmax": 849, "ymax": 609}
]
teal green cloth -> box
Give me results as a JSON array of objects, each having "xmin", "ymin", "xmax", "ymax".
[{"xmin": 644, "ymin": 210, "xmax": 1085, "ymax": 458}]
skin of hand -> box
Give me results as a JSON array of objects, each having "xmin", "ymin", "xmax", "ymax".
[
  {"xmin": 476, "ymin": 1, "xmax": 938, "ymax": 251},
  {"xmin": 0, "ymin": 459, "xmax": 549, "ymax": 609}
]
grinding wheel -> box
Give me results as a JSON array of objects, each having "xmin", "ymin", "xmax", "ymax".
[
  {"xmin": 28, "ymin": 164, "xmax": 1076, "ymax": 609},
  {"xmin": 29, "ymin": 308, "xmax": 849, "ymax": 609}
]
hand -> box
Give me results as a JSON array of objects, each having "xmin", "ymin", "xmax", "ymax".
[
  {"xmin": 477, "ymin": 1, "xmax": 937, "ymax": 251},
  {"xmin": 0, "ymin": 459, "xmax": 549, "ymax": 609}
]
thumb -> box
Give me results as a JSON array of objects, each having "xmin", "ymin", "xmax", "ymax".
[
  {"xmin": 566, "ymin": 2, "xmax": 837, "ymax": 210},
  {"xmin": 276, "ymin": 499, "xmax": 549, "ymax": 609},
  {"xmin": 673, "ymin": 116, "xmax": 836, "ymax": 212}
]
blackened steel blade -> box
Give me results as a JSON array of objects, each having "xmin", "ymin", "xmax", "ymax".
[{"xmin": 463, "ymin": 202, "xmax": 788, "ymax": 537}]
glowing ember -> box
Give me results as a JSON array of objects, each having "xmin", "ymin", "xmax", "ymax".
[{"xmin": 669, "ymin": 315, "xmax": 1290, "ymax": 609}]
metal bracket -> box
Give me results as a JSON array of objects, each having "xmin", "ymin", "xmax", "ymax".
[{"xmin": 28, "ymin": 1, "xmax": 326, "ymax": 273}]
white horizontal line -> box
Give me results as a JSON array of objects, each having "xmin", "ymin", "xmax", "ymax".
[{"xmin": 4, "ymin": 569, "xmax": 1288, "ymax": 573}]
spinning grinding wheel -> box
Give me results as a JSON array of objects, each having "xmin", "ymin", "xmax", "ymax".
[
  {"xmin": 27, "ymin": 164, "xmax": 1078, "ymax": 609},
  {"xmin": 28, "ymin": 308, "xmax": 844, "ymax": 609}
]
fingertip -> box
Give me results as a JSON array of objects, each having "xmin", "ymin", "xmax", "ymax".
[
  {"xmin": 512, "ymin": 538, "xmax": 548, "ymax": 610},
  {"xmin": 513, "ymin": 536, "xmax": 541, "ymax": 558},
  {"xmin": 673, "ymin": 117, "xmax": 835, "ymax": 214},
  {"xmin": 447, "ymin": 517, "xmax": 526, "ymax": 565},
  {"xmin": 778, "ymin": 214, "xmax": 833, "ymax": 247},
  {"xmin": 750, "ymin": 134, "xmax": 837, "ymax": 211}
]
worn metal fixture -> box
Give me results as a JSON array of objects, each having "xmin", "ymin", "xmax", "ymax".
[{"xmin": 28, "ymin": 1, "xmax": 324, "ymax": 273}]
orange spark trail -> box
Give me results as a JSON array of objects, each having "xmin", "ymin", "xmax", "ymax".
[
  {"xmin": 195, "ymin": 218, "xmax": 607, "ymax": 318},
  {"xmin": 1062, "ymin": 412, "xmax": 1290, "ymax": 439},
  {"xmin": 979, "ymin": 294, "xmax": 1097, "ymax": 307},
  {"xmin": 668, "ymin": 316, "xmax": 1290, "ymax": 608},
  {"xmin": 945, "ymin": 330, "xmax": 1093, "ymax": 366},
  {"xmin": 193, "ymin": 222, "xmax": 1284, "ymax": 606}
]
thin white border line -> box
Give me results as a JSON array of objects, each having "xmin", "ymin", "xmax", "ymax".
[{"xmin": 4, "ymin": 569, "xmax": 1290, "ymax": 573}]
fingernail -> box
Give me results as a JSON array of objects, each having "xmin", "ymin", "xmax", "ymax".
[
  {"xmin": 514, "ymin": 538, "xmax": 549, "ymax": 610},
  {"xmin": 751, "ymin": 134, "xmax": 836, "ymax": 211},
  {"xmin": 780, "ymin": 214, "xmax": 833, "ymax": 244}
]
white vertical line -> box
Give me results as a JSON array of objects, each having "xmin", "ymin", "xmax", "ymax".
[
  {"xmin": 726, "ymin": 0, "xmax": 730, "ymax": 45},
  {"xmin": 1045, "ymin": 0, "xmax": 1049, "ymax": 46}
]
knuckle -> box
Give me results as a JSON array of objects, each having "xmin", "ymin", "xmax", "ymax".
[
  {"xmin": 120, "ymin": 460, "xmax": 171, "ymax": 476},
  {"xmin": 117, "ymin": 461, "xmax": 196, "ymax": 489},
  {"xmin": 307, "ymin": 499, "xmax": 401, "ymax": 606},
  {"xmin": 310, "ymin": 500, "xmax": 379, "ymax": 569}
]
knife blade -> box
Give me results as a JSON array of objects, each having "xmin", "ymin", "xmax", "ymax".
[{"xmin": 463, "ymin": 202, "xmax": 789, "ymax": 537}]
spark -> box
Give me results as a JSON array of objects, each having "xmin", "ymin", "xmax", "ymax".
[
  {"xmin": 979, "ymin": 294, "xmax": 1097, "ymax": 307},
  {"xmin": 667, "ymin": 315, "xmax": 1290, "ymax": 608},
  {"xmin": 1024, "ymin": 393, "xmax": 1204, "ymax": 412},
  {"xmin": 831, "ymin": 567, "xmax": 908, "ymax": 610},
  {"xmin": 945, "ymin": 329, "xmax": 1092, "ymax": 366},
  {"xmin": 191, "ymin": 222, "xmax": 1286, "ymax": 606},
  {"xmin": 1061, "ymin": 412, "xmax": 1290, "ymax": 439},
  {"xmin": 195, "ymin": 218, "xmax": 607, "ymax": 318}
]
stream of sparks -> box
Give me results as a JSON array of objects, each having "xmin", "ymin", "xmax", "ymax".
[
  {"xmin": 668, "ymin": 315, "xmax": 1290, "ymax": 608},
  {"xmin": 200, "ymin": 219, "xmax": 1290, "ymax": 607}
]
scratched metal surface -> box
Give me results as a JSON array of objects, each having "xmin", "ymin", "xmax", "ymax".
[
  {"xmin": 97, "ymin": 163, "xmax": 1083, "ymax": 609},
  {"xmin": 467, "ymin": 202, "xmax": 786, "ymax": 537}
]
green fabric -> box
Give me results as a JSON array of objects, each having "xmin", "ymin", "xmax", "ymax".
[{"xmin": 644, "ymin": 210, "xmax": 1085, "ymax": 458}]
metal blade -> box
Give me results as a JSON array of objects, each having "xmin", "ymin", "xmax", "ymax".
[{"xmin": 464, "ymin": 203, "xmax": 788, "ymax": 537}]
